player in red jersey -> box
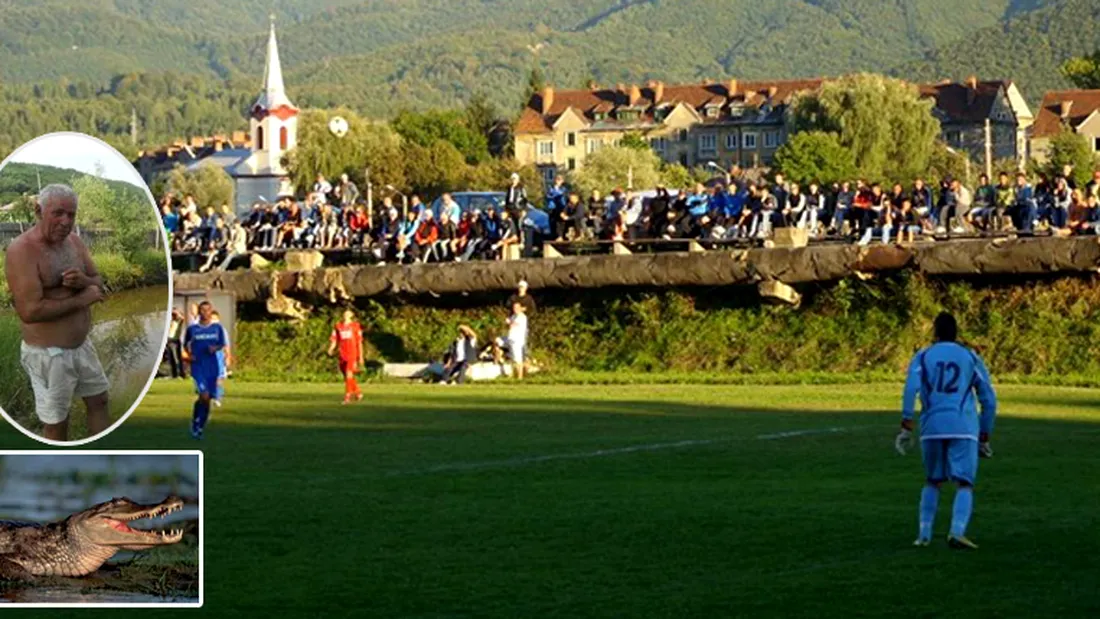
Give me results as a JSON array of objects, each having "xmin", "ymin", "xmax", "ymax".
[{"xmin": 326, "ymin": 309, "xmax": 365, "ymax": 404}]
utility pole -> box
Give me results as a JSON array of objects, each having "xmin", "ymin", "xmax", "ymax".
[
  {"xmin": 131, "ymin": 107, "xmax": 138, "ymax": 145},
  {"xmin": 365, "ymin": 166, "xmax": 373, "ymax": 223},
  {"xmin": 984, "ymin": 118, "xmax": 993, "ymax": 179}
]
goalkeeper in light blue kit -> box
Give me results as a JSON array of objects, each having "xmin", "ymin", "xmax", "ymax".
[{"xmin": 895, "ymin": 312, "xmax": 996, "ymax": 549}]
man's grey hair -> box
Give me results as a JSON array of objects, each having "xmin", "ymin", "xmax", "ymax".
[{"xmin": 37, "ymin": 184, "xmax": 79, "ymax": 212}]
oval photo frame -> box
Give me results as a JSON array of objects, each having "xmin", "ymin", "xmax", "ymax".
[{"xmin": 0, "ymin": 131, "xmax": 172, "ymax": 446}]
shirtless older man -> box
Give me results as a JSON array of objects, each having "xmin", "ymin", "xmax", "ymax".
[{"xmin": 4, "ymin": 184, "xmax": 110, "ymax": 441}]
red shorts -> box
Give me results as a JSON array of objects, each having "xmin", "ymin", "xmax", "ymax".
[{"xmin": 339, "ymin": 359, "xmax": 358, "ymax": 374}]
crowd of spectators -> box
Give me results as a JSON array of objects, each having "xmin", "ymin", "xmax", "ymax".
[
  {"xmin": 161, "ymin": 166, "xmax": 1100, "ymax": 271},
  {"xmin": 543, "ymin": 166, "xmax": 1100, "ymax": 247}
]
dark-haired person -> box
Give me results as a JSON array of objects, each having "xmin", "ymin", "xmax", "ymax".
[
  {"xmin": 4, "ymin": 184, "xmax": 110, "ymax": 442},
  {"xmin": 327, "ymin": 309, "xmax": 364, "ymax": 405},
  {"xmin": 896, "ymin": 312, "xmax": 997, "ymax": 549},
  {"xmin": 183, "ymin": 301, "xmax": 228, "ymax": 440}
]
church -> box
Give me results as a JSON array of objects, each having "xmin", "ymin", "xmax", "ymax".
[{"xmin": 134, "ymin": 19, "xmax": 299, "ymax": 214}]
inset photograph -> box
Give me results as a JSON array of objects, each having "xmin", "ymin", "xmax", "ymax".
[
  {"xmin": 0, "ymin": 451, "xmax": 201, "ymax": 607},
  {"xmin": 0, "ymin": 132, "xmax": 171, "ymax": 444}
]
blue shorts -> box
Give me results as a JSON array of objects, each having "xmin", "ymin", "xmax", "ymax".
[
  {"xmin": 192, "ymin": 371, "xmax": 219, "ymax": 397},
  {"xmin": 921, "ymin": 438, "xmax": 978, "ymax": 485}
]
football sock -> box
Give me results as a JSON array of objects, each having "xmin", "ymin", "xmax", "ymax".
[
  {"xmin": 196, "ymin": 400, "xmax": 211, "ymax": 430},
  {"xmin": 349, "ymin": 375, "xmax": 360, "ymax": 395},
  {"xmin": 191, "ymin": 401, "xmax": 201, "ymax": 431},
  {"xmin": 215, "ymin": 383, "xmax": 225, "ymax": 401},
  {"xmin": 950, "ymin": 487, "xmax": 974, "ymax": 538},
  {"xmin": 919, "ymin": 485, "xmax": 939, "ymax": 540}
]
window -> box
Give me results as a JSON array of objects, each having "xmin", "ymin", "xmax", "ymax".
[
  {"xmin": 729, "ymin": 104, "xmax": 744, "ymax": 117},
  {"xmin": 537, "ymin": 141, "xmax": 555, "ymax": 157},
  {"xmin": 699, "ymin": 134, "xmax": 717, "ymax": 154},
  {"xmin": 679, "ymin": 129, "xmax": 689, "ymax": 142},
  {"xmin": 257, "ymin": 126, "xmax": 264, "ymax": 150},
  {"xmin": 1094, "ymin": 137, "xmax": 1100, "ymax": 152},
  {"xmin": 705, "ymin": 105, "xmax": 720, "ymax": 118},
  {"xmin": 742, "ymin": 132, "xmax": 757, "ymax": 149},
  {"xmin": 764, "ymin": 131, "xmax": 777, "ymax": 148},
  {"xmin": 726, "ymin": 134, "xmax": 738, "ymax": 150},
  {"xmin": 567, "ymin": 132, "xmax": 577, "ymax": 147},
  {"xmin": 279, "ymin": 126, "xmax": 288, "ymax": 150},
  {"xmin": 650, "ymin": 137, "xmax": 667, "ymax": 152},
  {"xmin": 679, "ymin": 153, "xmax": 689, "ymax": 167},
  {"xmin": 593, "ymin": 112, "xmax": 607, "ymax": 121},
  {"xmin": 946, "ymin": 131, "xmax": 962, "ymax": 146},
  {"xmin": 586, "ymin": 138, "xmax": 603, "ymax": 154},
  {"xmin": 567, "ymin": 158, "xmax": 577, "ymax": 171}
]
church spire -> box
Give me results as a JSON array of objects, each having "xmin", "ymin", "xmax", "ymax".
[{"xmin": 252, "ymin": 15, "xmax": 296, "ymax": 115}]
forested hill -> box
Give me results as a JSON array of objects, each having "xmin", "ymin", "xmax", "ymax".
[{"xmin": 0, "ymin": 0, "xmax": 1096, "ymax": 159}]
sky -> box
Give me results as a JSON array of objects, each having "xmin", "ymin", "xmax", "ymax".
[{"xmin": 1, "ymin": 133, "xmax": 147, "ymax": 189}]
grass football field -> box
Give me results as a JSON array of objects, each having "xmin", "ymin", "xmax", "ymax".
[{"xmin": 2, "ymin": 380, "xmax": 1097, "ymax": 617}]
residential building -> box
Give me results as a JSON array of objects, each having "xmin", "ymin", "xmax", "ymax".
[
  {"xmin": 919, "ymin": 77, "xmax": 1034, "ymax": 166},
  {"xmin": 1029, "ymin": 89, "xmax": 1100, "ymax": 163},
  {"xmin": 514, "ymin": 78, "xmax": 822, "ymax": 185}
]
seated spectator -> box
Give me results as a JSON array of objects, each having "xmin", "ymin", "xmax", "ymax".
[
  {"xmin": 436, "ymin": 211, "xmax": 458, "ymax": 260},
  {"xmin": 492, "ymin": 208, "xmax": 520, "ymax": 259},
  {"xmin": 458, "ymin": 209, "xmax": 486, "ymax": 262},
  {"xmin": 199, "ymin": 217, "xmax": 229, "ymax": 272},
  {"xmin": 1050, "ymin": 176, "xmax": 1072, "ymax": 233},
  {"xmin": 1068, "ymin": 189, "xmax": 1091, "ymax": 235},
  {"xmin": 413, "ymin": 210, "xmax": 440, "ymax": 262},
  {"xmin": 396, "ymin": 209, "xmax": 419, "ymax": 263},
  {"xmin": 347, "ymin": 204, "xmax": 371, "ymax": 248},
  {"xmin": 894, "ymin": 198, "xmax": 921, "ymax": 245}
]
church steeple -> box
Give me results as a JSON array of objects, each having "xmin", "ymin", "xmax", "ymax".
[{"xmin": 251, "ymin": 15, "xmax": 297, "ymax": 119}]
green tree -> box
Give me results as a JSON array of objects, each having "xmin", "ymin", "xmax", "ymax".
[
  {"xmin": 772, "ymin": 131, "xmax": 858, "ymax": 186},
  {"xmin": 618, "ymin": 132, "xmax": 650, "ymax": 151},
  {"xmin": 1061, "ymin": 51, "xmax": 1100, "ymax": 90},
  {"xmin": 71, "ymin": 174, "xmax": 156, "ymax": 258},
  {"xmin": 465, "ymin": 92, "xmax": 498, "ymax": 139},
  {"xmin": 164, "ymin": 163, "xmax": 235, "ymax": 210},
  {"xmin": 572, "ymin": 146, "xmax": 662, "ymax": 196},
  {"xmin": 523, "ymin": 66, "xmax": 546, "ymax": 108},
  {"xmin": 403, "ymin": 140, "xmax": 469, "ymax": 198},
  {"xmin": 1038, "ymin": 129, "xmax": 1097, "ymax": 188},
  {"xmin": 659, "ymin": 163, "xmax": 693, "ymax": 190},
  {"xmin": 283, "ymin": 108, "xmax": 407, "ymax": 195},
  {"xmin": 392, "ymin": 109, "xmax": 490, "ymax": 165},
  {"xmin": 790, "ymin": 73, "xmax": 940, "ymax": 183}
]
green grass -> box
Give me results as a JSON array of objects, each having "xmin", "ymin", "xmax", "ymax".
[{"xmin": 2, "ymin": 380, "xmax": 1095, "ymax": 616}]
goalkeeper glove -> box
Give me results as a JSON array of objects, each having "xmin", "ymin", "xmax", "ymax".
[
  {"xmin": 895, "ymin": 421, "xmax": 915, "ymax": 456},
  {"xmin": 979, "ymin": 432, "xmax": 993, "ymax": 458}
]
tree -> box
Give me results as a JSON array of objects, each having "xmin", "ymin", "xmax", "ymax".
[
  {"xmin": 164, "ymin": 163, "xmax": 235, "ymax": 210},
  {"xmin": 572, "ymin": 146, "xmax": 662, "ymax": 197},
  {"xmin": 523, "ymin": 66, "xmax": 546, "ymax": 108},
  {"xmin": 659, "ymin": 163, "xmax": 693, "ymax": 189},
  {"xmin": 1061, "ymin": 51, "xmax": 1100, "ymax": 90},
  {"xmin": 71, "ymin": 174, "xmax": 157, "ymax": 259},
  {"xmin": 392, "ymin": 109, "xmax": 490, "ymax": 165},
  {"xmin": 403, "ymin": 140, "xmax": 468, "ymax": 198},
  {"xmin": 283, "ymin": 108, "xmax": 407, "ymax": 195},
  {"xmin": 790, "ymin": 73, "xmax": 941, "ymax": 183},
  {"xmin": 465, "ymin": 92, "xmax": 498, "ymax": 140},
  {"xmin": 618, "ymin": 132, "xmax": 650, "ymax": 151},
  {"xmin": 1037, "ymin": 129, "xmax": 1097, "ymax": 188},
  {"xmin": 772, "ymin": 131, "xmax": 858, "ymax": 186}
]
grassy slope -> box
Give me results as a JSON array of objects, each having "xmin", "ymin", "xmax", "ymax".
[{"xmin": 1, "ymin": 381, "xmax": 1094, "ymax": 616}]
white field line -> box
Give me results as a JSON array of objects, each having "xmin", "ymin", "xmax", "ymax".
[{"xmin": 383, "ymin": 426, "xmax": 854, "ymax": 478}]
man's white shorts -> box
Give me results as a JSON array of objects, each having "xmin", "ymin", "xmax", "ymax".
[{"xmin": 20, "ymin": 339, "xmax": 110, "ymax": 425}]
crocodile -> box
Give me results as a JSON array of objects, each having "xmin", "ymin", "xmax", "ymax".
[{"xmin": 0, "ymin": 496, "xmax": 186, "ymax": 580}]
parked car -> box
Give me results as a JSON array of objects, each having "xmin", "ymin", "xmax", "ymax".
[{"xmin": 429, "ymin": 191, "xmax": 550, "ymax": 235}]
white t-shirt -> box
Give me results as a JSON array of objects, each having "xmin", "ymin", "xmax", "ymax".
[{"xmin": 508, "ymin": 313, "xmax": 527, "ymax": 347}]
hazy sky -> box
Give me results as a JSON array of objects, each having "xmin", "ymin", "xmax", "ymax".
[{"xmin": 2, "ymin": 133, "xmax": 147, "ymax": 189}]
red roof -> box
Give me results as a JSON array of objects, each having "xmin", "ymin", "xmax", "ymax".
[
  {"xmin": 1032, "ymin": 89, "xmax": 1100, "ymax": 138},
  {"xmin": 918, "ymin": 80, "xmax": 1009, "ymax": 123},
  {"xmin": 516, "ymin": 78, "xmax": 824, "ymax": 134}
]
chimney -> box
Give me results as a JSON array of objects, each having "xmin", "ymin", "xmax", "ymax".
[
  {"xmin": 1059, "ymin": 100, "xmax": 1074, "ymax": 119},
  {"xmin": 701, "ymin": 78, "xmax": 713, "ymax": 86},
  {"xmin": 966, "ymin": 75, "xmax": 978, "ymax": 106},
  {"xmin": 966, "ymin": 75, "xmax": 978, "ymax": 90},
  {"xmin": 541, "ymin": 86, "xmax": 554, "ymax": 115},
  {"xmin": 586, "ymin": 79, "xmax": 598, "ymax": 90},
  {"xmin": 727, "ymin": 79, "xmax": 738, "ymax": 97},
  {"xmin": 767, "ymin": 86, "xmax": 778, "ymax": 99},
  {"xmin": 654, "ymin": 80, "xmax": 665, "ymax": 104},
  {"xmin": 629, "ymin": 84, "xmax": 641, "ymax": 107}
]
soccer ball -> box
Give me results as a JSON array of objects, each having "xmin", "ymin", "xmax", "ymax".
[{"xmin": 328, "ymin": 116, "xmax": 349, "ymax": 138}]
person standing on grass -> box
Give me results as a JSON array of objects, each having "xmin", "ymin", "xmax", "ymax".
[
  {"xmin": 327, "ymin": 309, "xmax": 364, "ymax": 404},
  {"xmin": 495, "ymin": 301, "xmax": 528, "ymax": 380},
  {"xmin": 183, "ymin": 301, "xmax": 227, "ymax": 440},
  {"xmin": 210, "ymin": 311, "xmax": 231, "ymax": 408},
  {"xmin": 895, "ymin": 312, "xmax": 997, "ymax": 549},
  {"xmin": 4, "ymin": 184, "xmax": 110, "ymax": 442},
  {"xmin": 165, "ymin": 308, "xmax": 187, "ymax": 379}
]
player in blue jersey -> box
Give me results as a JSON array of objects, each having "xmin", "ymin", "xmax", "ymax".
[
  {"xmin": 895, "ymin": 312, "xmax": 997, "ymax": 549},
  {"xmin": 182, "ymin": 301, "xmax": 228, "ymax": 439}
]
